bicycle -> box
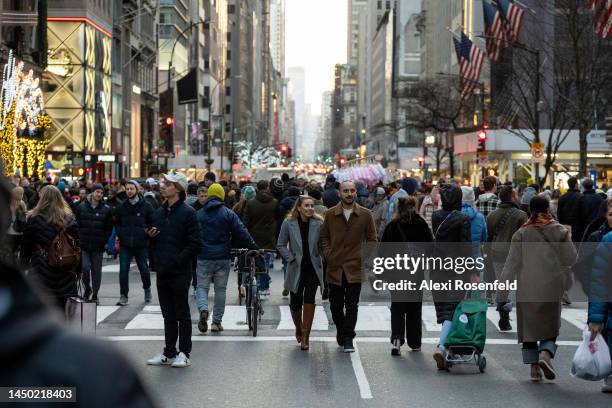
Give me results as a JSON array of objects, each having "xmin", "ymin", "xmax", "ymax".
[{"xmin": 231, "ymin": 248, "xmax": 274, "ymax": 337}]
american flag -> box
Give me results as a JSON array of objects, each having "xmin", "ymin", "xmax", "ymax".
[
  {"xmin": 590, "ymin": 0, "xmax": 612, "ymax": 38},
  {"xmin": 483, "ymin": 0, "xmax": 507, "ymax": 62},
  {"xmin": 497, "ymin": 0, "xmax": 525, "ymax": 43},
  {"xmin": 453, "ymin": 32, "xmax": 485, "ymax": 98}
]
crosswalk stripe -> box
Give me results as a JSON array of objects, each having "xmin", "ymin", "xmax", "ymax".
[
  {"xmin": 486, "ymin": 308, "xmax": 518, "ymax": 333},
  {"xmin": 96, "ymin": 306, "xmax": 120, "ymax": 324},
  {"xmin": 277, "ymin": 306, "xmax": 329, "ymax": 330},
  {"xmin": 117, "ymin": 304, "xmax": 590, "ymax": 334},
  {"xmin": 355, "ymin": 305, "xmax": 390, "ymax": 331},
  {"xmin": 421, "ymin": 305, "xmax": 440, "ymax": 332},
  {"xmin": 561, "ymin": 308, "xmax": 587, "ymax": 331}
]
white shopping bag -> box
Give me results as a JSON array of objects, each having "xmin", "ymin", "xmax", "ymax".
[{"xmin": 570, "ymin": 330, "xmax": 612, "ymax": 381}]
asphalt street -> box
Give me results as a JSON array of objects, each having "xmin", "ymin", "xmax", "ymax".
[{"xmin": 76, "ymin": 257, "xmax": 612, "ymax": 408}]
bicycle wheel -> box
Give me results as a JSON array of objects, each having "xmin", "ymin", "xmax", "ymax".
[
  {"xmin": 245, "ymin": 281, "xmax": 252, "ymax": 330},
  {"xmin": 252, "ymin": 277, "xmax": 259, "ymax": 337}
]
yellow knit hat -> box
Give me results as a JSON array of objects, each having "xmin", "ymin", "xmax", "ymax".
[{"xmin": 207, "ymin": 183, "xmax": 225, "ymax": 201}]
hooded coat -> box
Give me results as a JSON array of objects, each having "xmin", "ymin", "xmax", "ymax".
[
  {"xmin": 244, "ymin": 190, "xmax": 278, "ymax": 249},
  {"xmin": 431, "ymin": 184, "xmax": 472, "ymax": 323},
  {"xmin": 499, "ymin": 220, "xmax": 576, "ymax": 342}
]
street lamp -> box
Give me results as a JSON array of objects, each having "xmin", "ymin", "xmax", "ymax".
[{"xmin": 207, "ymin": 74, "xmax": 242, "ymax": 171}]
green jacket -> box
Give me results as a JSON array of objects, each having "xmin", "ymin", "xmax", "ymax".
[
  {"xmin": 244, "ymin": 191, "xmax": 278, "ymax": 249},
  {"xmin": 486, "ymin": 202, "xmax": 527, "ymax": 262}
]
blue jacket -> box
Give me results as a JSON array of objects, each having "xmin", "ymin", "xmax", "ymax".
[
  {"xmin": 151, "ymin": 200, "xmax": 202, "ymax": 277},
  {"xmin": 461, "ymin": 203, "xmax": 487, "ymax": 259},
  {"xmin": 114, "ymin": 196, "xmax": 154, "ymax": 248},
  {"xmin": 588, "ymin": 231, "xmax": 612, "ymax": 332},
  {"xmin": 197, "ymin": 198, "xmax": 257, "ymax": 260}
]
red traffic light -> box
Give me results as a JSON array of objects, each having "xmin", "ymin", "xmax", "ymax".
[
  {"xmin": 280, "ymin": 144, "xmax": 288, "ymax": 153},
  {"xmin": 339, "ymin": 158, "xmax": 346, "ymax": 165},
  {"xmin": 417, "ymin": 156, "xmax": 424, "ymax": 163},
  {"xmin": 165, "ymin": 117, "xmax": 174, "ymax": 126},
  {"xmin": 478, "ymin": 130, "xmax": 487, "ymax": 141}
]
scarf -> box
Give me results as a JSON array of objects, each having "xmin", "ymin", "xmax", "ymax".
[{"xmin": 523, "ymin": 212, "xmax": 555, "ymax": 228}]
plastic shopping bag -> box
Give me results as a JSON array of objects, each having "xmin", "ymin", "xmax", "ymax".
[{"xmin": 570, "ymin": 330, "xmax": 612, "ymax": 381}]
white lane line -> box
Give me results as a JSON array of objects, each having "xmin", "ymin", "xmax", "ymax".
[
  {"xmin": 277, "ymin": 306, "xmax": 329, "ymax": 330},
  {"xmin": 355, "ymin": 305, "xmax": 390, "ymax": 331},
  {"xmin": 350, "ymin": 344, "xmax": 373, "ymax": 399},
  {"xmin": 421, "ymin": 305, "xmax": 440, "ymax": 332},
  {"xmin": 97, "ymin": 306, "xmax": 120, "ymax": 324},
  {"xmin": 561, "ymin": 308, "xmax": 588, "ymax": 331},
  {"xmin": 102, "ymin": 336, "xmax": 582, "ymax": 346},
  {"xmin": 486, "ymin": 308, "xmax": 518, "ymax": 333},
  {"xmin": 125, "ymin": 313, "xmax": 164, "ymax": 330}
]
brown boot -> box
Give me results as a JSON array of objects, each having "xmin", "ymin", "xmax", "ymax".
[
  {"xmin": 291, "ymin": 310, "xmax": 303, "ymax": 343},
  {"xmin": 301, "ymin": 304, "xmax": 316, "ymax": 351}
]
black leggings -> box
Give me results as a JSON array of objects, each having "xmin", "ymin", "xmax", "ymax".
[{"xmin": 289, "ymin": 267, "xmax": 319, "ymax": 311}]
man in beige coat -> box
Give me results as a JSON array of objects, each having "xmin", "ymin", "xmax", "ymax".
[{"xmin": 320, "ymin": 180, "xmax": 377, "ymax": 353}]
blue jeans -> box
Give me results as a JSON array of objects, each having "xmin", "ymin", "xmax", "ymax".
[
  {"xmin": 258, "ymin": 253, "xmax": 273, "ymax": 291},
  {"xmin": 196, "ymin": 259, "xmax": 230, "ymax": 324},
  {"xmin": 119, "ymin": 246, "xmax": 151, "ymax": 297},
  {"xmin": 437, "ymin": 320, "xmax": 453, "ymax": 352}
]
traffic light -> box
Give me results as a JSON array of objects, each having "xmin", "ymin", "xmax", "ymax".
[
  {"xmin": 160, "ymin": 116, "xmax": 174, "ymax": 153},
  {"xmin": 66, "ymin": 144, "xmax": 74, "ymax": 163},
  {"xmin": 477, "ymin": 129, "xmax": 487, "ymax": 152},
  {"xmin": 417, "ymin": 156, "xmax": 425, "ymax": 169},
  {"xmin": 339, "ymin": 157, "xmax": 346, "ymax": 168},
  {"xmin": 280, "ymin": 143, "xmax": 288, "ymax": 154}
]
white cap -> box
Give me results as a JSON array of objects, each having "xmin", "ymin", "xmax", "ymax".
[
  {"xmin": 146, "ymin": 177, "xmax": 157, "ymax": 186},
  {"xmin": 376, "ymin": 187, "xmax": 386, "ymax": 195},
  {"xmin": 162, "ymin": 172, "xmax": 188, "ymax": 192}
]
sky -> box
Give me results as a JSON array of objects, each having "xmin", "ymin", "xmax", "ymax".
[{"xmin": 285, "ymin": 0, "xmax": 348, "ymax": 115}]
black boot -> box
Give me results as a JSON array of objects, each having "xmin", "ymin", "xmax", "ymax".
[{"xmin": 498, "ymin": 309, "xmax": 512, "ymax": 331}]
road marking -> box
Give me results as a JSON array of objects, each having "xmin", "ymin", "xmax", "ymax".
[
  {"xmin": 277, "ymin": 306, "xmax": 329, "ymax": 330},
  {"xmin": 486, "ymin": 308, "xmax": 518, "ymax": 333},
  {"xmin": 421, "ymin": 305, "xmax": 440, "ymax": 332},
  {"xmin": 125, "ymin": 305, "xmax": 249, "ymax": 330},
  {"xmin": 350, "ymin": 344, "xmax": 373, "ymax": 399},
  {"xmin": 97, "ymin": 306, "xmax": 120, "ymax": 324},
  {"xmin": 355, "ymin": 305, "xmax": 390, "ymax": 331},
  {"xmin": 561, "ymin": 308, "xmax": 587, "ymax": 331},
  {"xmin": 102, "ymin": 335, "xmax": 581, "ymax": 346}
]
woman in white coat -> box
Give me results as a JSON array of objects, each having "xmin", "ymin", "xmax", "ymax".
[{"xmin": 277, "ymin": 195, "xmax": 324, "ymax": 350}]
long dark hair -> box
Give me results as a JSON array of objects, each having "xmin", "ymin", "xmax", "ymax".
[{"xmin": 393, "ymin": 196, "xmax": 422, "ymax": 224}]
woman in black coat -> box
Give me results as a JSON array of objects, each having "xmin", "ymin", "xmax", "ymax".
[
  {"xmin": 380, "ymin": 196, "xmax": 433, "ymax": 356},
  {"xmin": 430, "ymin": 183, "xmax": 473, "ymax": 370},
  {"xmin": 20, "ymin": 185, "xmax": 80, "ymax": 310}
]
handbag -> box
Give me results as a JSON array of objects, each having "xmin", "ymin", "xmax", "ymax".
[{"xmin": 65, "ymin": 280, "xmax": 97, "ymax": 336}]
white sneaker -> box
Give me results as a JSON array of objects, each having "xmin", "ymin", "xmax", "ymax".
[
  {"xmin": 147, "ymin": 353, "xmax": 173, "ymax": 366},
  {"xmin": 171, "ymin": 352, "xmax": 191, "ymax": 368}
]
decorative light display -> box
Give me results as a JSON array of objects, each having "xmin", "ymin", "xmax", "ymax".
[{"xmin": 0, "ymin": 51, "xmax": 51, "ymax": 178}]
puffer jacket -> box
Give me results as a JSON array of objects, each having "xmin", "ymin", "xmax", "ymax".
[
  {"xmin": 20, "ymin": 215, "xmax": 80, "ymax": 301},
  {"xmin": 588, "ymin": 232, "xmax": 612, "ymax": 338},
  {"xmin": 75, "ymin": 198, "xmax": 113, "ymax": 252},
  {"xmin": 114, "ymin": 196, "xmax": 154, "ymax": 248},
  {"xmin": 150, "ymin": 200, "xmax": 202, "ymax": 277},
  {"xmin": 197, "ymin": 198, "xmax": 257, "ymax": 260},
  {"xmin": 574, "ymin": 222, "xmax": 612, "ymax": 296},
  {"xmin": 431, "ymin": 184, "xmax": 472, "ymax": 323},
  {"xmin": 244, "ymin": 191, "xmax": 278, "ymax": 249},
  {"xmin": 461, "ymin": 203, "xmax": 487, "ymax": 259}
]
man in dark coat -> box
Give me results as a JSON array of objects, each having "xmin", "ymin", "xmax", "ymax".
[
  {"xmin": 244, "ymin": 180, "xmax": 278, "ymax": 294},
  {"xmin": 577, "ymin": 178, "xmax": 604, "ymax": 241},
  {"xmin": 322, "ymin": 175, "xmax": 340, "ymax": 208},
  {"xmin": 0, "ymin": 177, "xmax": 156, "ymax": 407},
  {"xmin": 75, "ymin": 183, "xmax": 113, "ymax": 302},
  {"xmin": 115, "ymin": 180, "xmax": 155, "ymax": 306},
  {"xmin": 146, "ymin": 172, "xmax": 202, "ymax": 368},
  {"xmin": 557, "ymin": 176, "xmax": 582, "ymax": 242}
]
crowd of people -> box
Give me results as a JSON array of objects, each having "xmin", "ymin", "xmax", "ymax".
[{"xmin": 1, "ymin": 171, "xmax": 611, "ymax": 392}]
